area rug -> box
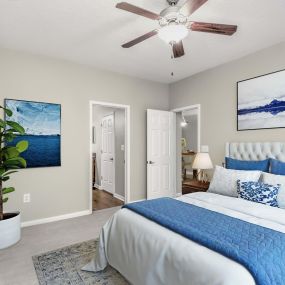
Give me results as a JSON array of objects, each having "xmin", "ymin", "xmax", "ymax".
[{"xmin": 32, "ymin": 239, "xmax": 129, "ymax": 285}]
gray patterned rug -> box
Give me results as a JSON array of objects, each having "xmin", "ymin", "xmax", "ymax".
[{"xmin": 33, "ymin": 239, "xmax": 129, "ymax": 285}]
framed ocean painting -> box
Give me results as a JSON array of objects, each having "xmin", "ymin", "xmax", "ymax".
[
  {"xmin": 237, "ymin": 69, "xmax": 285, "ymax": 131},
  {"xmin": 4, "ymin": 99, "xmax": 61, "ymax": 168}
]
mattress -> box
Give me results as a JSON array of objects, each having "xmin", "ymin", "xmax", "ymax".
[{"xmin": 83, "ymin": 192, "xmax": 285, "ymax": 285}]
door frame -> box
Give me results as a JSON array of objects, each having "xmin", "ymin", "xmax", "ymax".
[
  {"xmin": 101, "ymin": 113, "xmax": 115, "ymax": 195},
  {"xmin": 170, "ymin": 104, "xmax": 201, "ymax": 195},
  {"xmin": 89, "ymin": 101, "xmax": 131, "ymax": 212}
]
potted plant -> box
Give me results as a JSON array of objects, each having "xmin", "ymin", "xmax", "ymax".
[{"xmin": 0, "ymin": 105, "xmax": 28, "ymax": 249}]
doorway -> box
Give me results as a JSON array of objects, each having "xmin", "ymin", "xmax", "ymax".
[
  {"xmin": 146, "ymin": 106, "xmax": 201, "ymax": 199},
  {"xmin": 172, "ymin": 105, "xmax": 201, "ymax": 196},
  {"xmin": 89, "ymin": 101, "xmax": 130, "ymax": 211}
]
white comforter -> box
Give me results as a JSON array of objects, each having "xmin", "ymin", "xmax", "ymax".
[{"xmin": 83, "ymin": 193, "xmax": 285, "ymax": 285}]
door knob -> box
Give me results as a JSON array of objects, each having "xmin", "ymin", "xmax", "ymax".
[
  {"xmin": 110, "ymin": 158, "xmax": 114, "ymax": 161},
  {"xmin": 148, "ymin": 161, "xmax": 155, "ymax": 164}
]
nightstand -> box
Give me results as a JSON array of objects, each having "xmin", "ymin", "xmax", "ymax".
[{"xmin": 182, "ymin": 179, "xmax": 210, "ymax": 195}]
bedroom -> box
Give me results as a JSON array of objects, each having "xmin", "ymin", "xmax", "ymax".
[{"xmin": 0, "ymin": 0, "xmax": 285, "ymax": 284}]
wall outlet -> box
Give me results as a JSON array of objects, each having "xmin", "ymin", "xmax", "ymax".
[
  {"xmin": 121, "ymin": 145, "xmax": 125, "ymax": 151},
  {"xmin": 23, "ymin": 193, "xmax": 31, "ymax": 203}
]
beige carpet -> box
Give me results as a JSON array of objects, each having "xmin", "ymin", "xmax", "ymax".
[{"xmin": 0, "ymin": 207, "xmax": 119, "ymax": 285}]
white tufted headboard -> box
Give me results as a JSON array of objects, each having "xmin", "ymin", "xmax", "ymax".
[{"xmin": 225, "ymin": 142, "xmax": 285, "ymax": 162}]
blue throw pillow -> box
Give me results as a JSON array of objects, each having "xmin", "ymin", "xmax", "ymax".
[
  {"xmin": 226, "ymin": 157, "xmax": 270, "ymax": 172},
  {"xmin": 270, "ymin": 159, "xmax": 285, "ymax": 176},
  {"xmin": 237, "ymin": 180, "xmax": 280, "ymax": 207}
]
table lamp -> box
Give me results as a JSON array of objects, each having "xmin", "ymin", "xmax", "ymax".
[{"xmin": 192, "ymin": 152, "xmax": 213, "ymax": 182}]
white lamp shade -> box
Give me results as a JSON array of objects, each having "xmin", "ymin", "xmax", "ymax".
[
  {"xmin": 192, "ymin": 152, "xmax": 213, "ymax": 170},
  {"xmin": 158, "ymin": 24, "xmax": 188, "ymax": 43}
]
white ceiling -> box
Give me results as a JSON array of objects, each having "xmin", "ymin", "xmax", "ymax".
[{"xmin": 0, "ymin": 0, "xmax": 285, "ymax": 83}]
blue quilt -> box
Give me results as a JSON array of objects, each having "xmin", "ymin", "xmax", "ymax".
[{"xmin": 123, "ymin": 198, "xmax": 285, "ymax": 285}]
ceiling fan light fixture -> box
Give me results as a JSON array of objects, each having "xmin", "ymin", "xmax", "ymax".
[{"xmin": 158, "ymin": 24, "xmax": 188, "ymax": 43}]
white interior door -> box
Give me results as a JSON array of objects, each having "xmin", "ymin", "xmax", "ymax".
[
  {"xmin": 101, "ymin": 114, "xmax": 114, "ymax": 194},
  {"xmin": 147, "ymin": 109, "xmax": 175, "ymax": 199}
]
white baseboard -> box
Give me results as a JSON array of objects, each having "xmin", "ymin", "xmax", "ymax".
[
  {"xmin": 113, "ymin": 193, "xmax": 125, "ymax": 202},
  {"xmin": 176, "ymin": 192, "xmax": 182, "ymax": 197},
  {"xmin": 21, "ymin": 209, "xmax": 92, "ymax": 228},
  {"xmin": 94, "ymin": 183, "xmax": 102, "ymax": 190}
]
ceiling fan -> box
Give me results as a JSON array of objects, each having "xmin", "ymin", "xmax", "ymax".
[{"xmin": 116, "ymin": 0, "xmax": 238, "ymax": 58}]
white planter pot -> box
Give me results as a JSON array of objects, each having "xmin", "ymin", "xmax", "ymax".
[{"xmin": 0, "ymin": 212, "xmax": 21, "ymax": 250}]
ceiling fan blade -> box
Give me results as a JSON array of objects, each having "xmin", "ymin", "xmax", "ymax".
[
  {"xmin": 172, "ymin": 41, "xmax": 185, "ymax": 58},
  {"xmin": 116, "ymin": 2, "xmax": 160, "ymax": 20},
  {"xmin": 180, "ymin": 0, "xmax": 208, "ymax": 16},
  {"xmin": 122, "ymin": 30, "xmax": 158, "ymax": 48},
  {"xmin": 190, "ymin": 22, "xmax": 238, "ymax": 35}
]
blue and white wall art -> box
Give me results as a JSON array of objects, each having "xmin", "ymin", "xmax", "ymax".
[
  {"xmin": 237, "ymin": 69, "xmax": 285, "ymax": 131},
  {"xmin": 5, "ymin": 99, "xmax": 61, "ymax": 168}
]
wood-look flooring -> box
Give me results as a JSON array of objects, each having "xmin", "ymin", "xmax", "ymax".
[{"xmin": 93, "ymin": 188, "xmax": 124, "ymax": 211}]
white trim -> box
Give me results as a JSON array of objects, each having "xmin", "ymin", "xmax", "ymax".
[
  {"xmin": 21, "ymin": 210, "xmax": 92, "ymax": 228},
  {"xmin": 113, "ymin": 193, "xmax": 125, "ymax": 202},
  {"xmin": 225, "ymin": 142, "xmax": 230, "ymax": 157},
  {"xmin": 103, "ymin": 188, "xmax": 113, "ymax": 195},
  {"xmin": 89, "ymin": 101, "xmax": 131, "ymax": 214},
  {"xmin": 171, "ymin": 104, "xmax": 201, "ymax": 152},
  {"xmin": 170, "ymin": 104, "xmax": 201, "ymax": 195},
  {"xmin": 171, "ymin": 112, "xmax": 176, "ymax": 198},
  {"xmin": 94, "ymin": 183, "xmax": 103, "ymax": 190}
]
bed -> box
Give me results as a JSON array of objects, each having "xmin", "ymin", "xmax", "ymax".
[{"xmin": 83, "ymin": 142, "xmax": 285, "ymax": 285}]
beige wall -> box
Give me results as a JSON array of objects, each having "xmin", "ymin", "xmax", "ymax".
[
  {"xmin": 0, "ymin": 48, "xmax": 169, "ymax": 222},
  {"xmin": 170, "ymin": 42, "xmax": 285, "ymax": 171},
  {"xmin": 2, "ymin": 41, "xmax": 285, "ymax": 223}
]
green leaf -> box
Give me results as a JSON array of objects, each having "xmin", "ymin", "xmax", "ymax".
[
  {"xmin": 2, "ymin": 187, "xmax": 15, "ymax": 194},
  {"xmin": 6, "ymin": 121, "xmax": 25, "ymax": 135},
  {"xmin": 2, "ymin": 170, "xmax": 18, "ymax": 177},
  {"xmin": 16, "ymin": 140, "xmax": 29, "ymax": 153},
  {"xmin": 0, "ymin": 119, "xmax": 6, "ymax": 128},
  {"xmin": 3, "ymin": 157, "xmax": 20, "ymax": 166},
  {"xmin": 6, "ymin": 129, "xmax": 19, "ymax": 134},
  {"xmin": 17, "ymin": 157, "xmax": 27, "ymax": 168},
  {"xmin": 5, "ymin": 165, "xmax": 20, "ymax": 170},
  {"xmin": 4, "ymin": 157, "xmax": 26, "ymax": 168},
  {"xmin": 0, "ymin": 168, "xmax": 5, "ymax": 176},
  {"xmin": 3, "ymin": 133, "xmax": 16, "ymax": 142},
  {"xmin": 3, "ymin": 147, "xmax": 20, "ymax": 159},
  {"xmin": 1, "ymin": 176, "xmax": 10, "ymax": 181},
  {"xmin": 0, "ymin": 106, "xmax": 12, "ymax": 117},
  {"xmin": 3, "ymin": 197, "xmax": 8, "ymax": 203}
]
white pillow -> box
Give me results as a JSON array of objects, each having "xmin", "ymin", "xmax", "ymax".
[
  {"xmin": 262, "ymin": 172, "xmax": 285, "ymax": 209},
  {"xmin": 208, "ymin": 165, "xmax": 262, "ymax": 197}
]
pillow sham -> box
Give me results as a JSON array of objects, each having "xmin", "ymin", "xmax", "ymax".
[
  {"xmin": 208, "ymin": 166, "xmax": 261, "ymax": 197},
  {"xmin": 237, "ymin": 180, "xmax": 280, "ymax": 207},
  {"xmin": 262, "ymin": 172, "xmax": 285, "ymax": 209},
  {"xmin": 270, "ymin": 158, "xmax": 285, "ymax": 176},
  {"xmin": 225, "ymin": 157, "xmax": 270, "ymax": 172}
]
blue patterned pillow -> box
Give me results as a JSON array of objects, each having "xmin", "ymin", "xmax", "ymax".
[{"xmin": 237, "ymin": 180, "xmax": 280, "ymax": 207}]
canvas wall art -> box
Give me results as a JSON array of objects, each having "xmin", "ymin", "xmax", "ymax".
[
  {"xmin": 5, "ymin": 99, "xmax": 61, "ymax": 168},
  {"xmin": 237, "ymin": 69, "xmax": 285, "ymax": 131}
]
